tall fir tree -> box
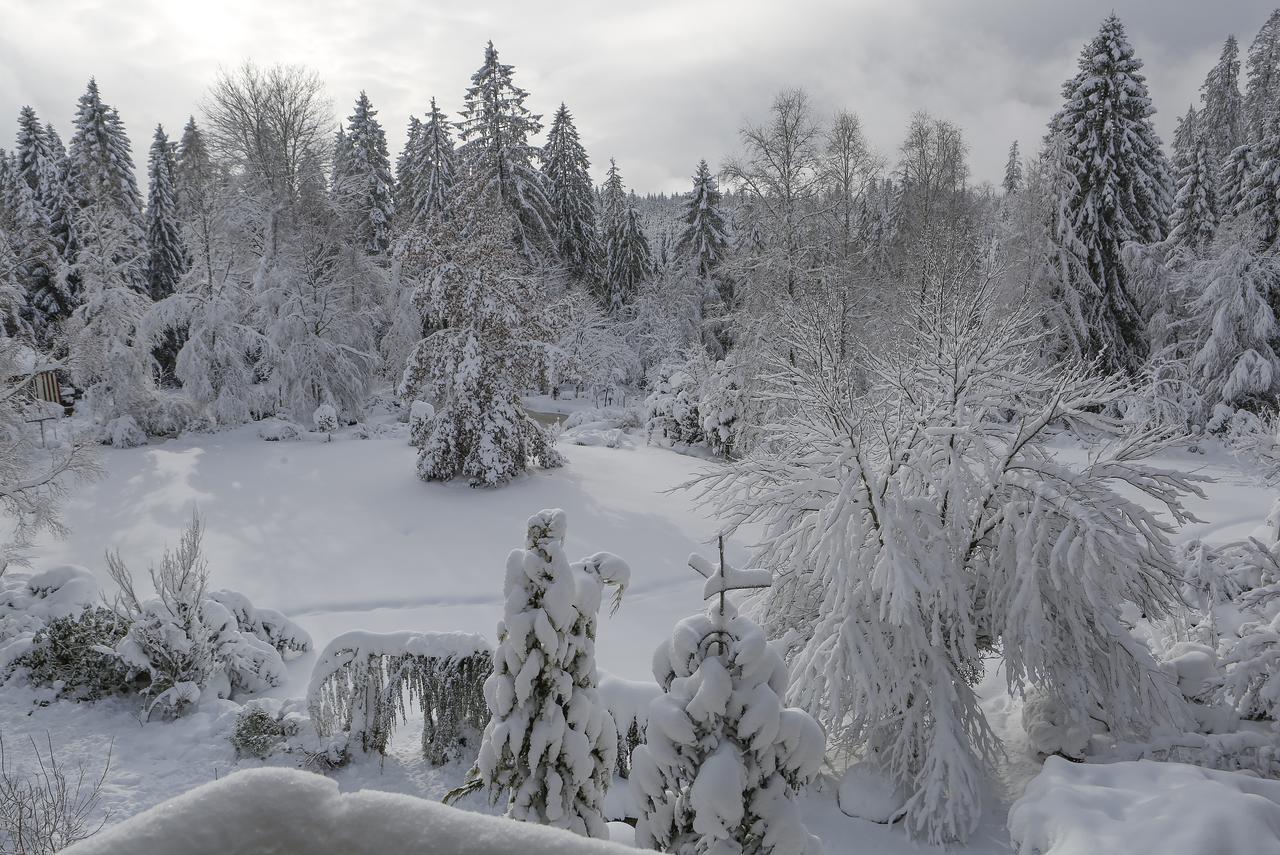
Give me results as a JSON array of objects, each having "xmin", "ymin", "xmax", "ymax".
[
  {"xmin": 1200, "ymin": 35, "xmax": 1244, "ymax": 167},
  {"xmin": 1240, "ymin": 109, "xmax": 1280, "ymax": 246},
  {"xmin": 1244, "ymin": 10, "xmax": 1280, "ymax": 144},
  {"xmin": 1172, "ymin": 105, "xmax": 1199, "ymax": 173},
  {"xmin": 1002, "ymin": 140, "xmax": 1023, "ymax": 195},
  {"xmin": 456, "ymin": 41, "xmax": 555, "ymax": 262},
  {"xmin": 336, "ymin": 92, "xmax": 395, "ymax": 255},
  {"xmin": 394, "ymin": 115, "xmax": 422, "ymax": 219},
  {"xmin": 66, "ymin": 79, "xmax": 146, "ymax": 293},
  {"xmin": 1167, "ymin": 135, "xmax": 1220, "ymax": 255},
  {"xmin": 15, "ymin": 106, "xmax": 73, "ymax": 263},
  {"xmin": 13, "ymin": 107, "xmax": 71, "ymax": 338},
  {"xmin": 604, "ymin": 202, "xmax": 652, "ymax": 313},
  {"xmin": 676, "ymin": 159, "xmax": 728, "ymax": 276},
  {"xmin": 541, "ymin": 103, "xmax": 601, "ymax": 283},
  {"xmin": 144, "ymin": 125, "xmax": 187, "ymax": 302},
  {"xmin": 1051, "ymin": 14, "xmax": 1174, "ymax": 374},
  {"xmin": 409, "ymin": 98, "xmax": 458, "ymax": 228}
]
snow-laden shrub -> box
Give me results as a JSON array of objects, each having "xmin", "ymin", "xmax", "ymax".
[
  {"xmin": 631, "ymin": 554, "xmax": 824, "ymax": 855},
  {"xmin": 230, "ymin": 698, "xmax": 347, "ymax": 769},
  {"xmin": 107, "ymin": 516, "xmax": 311, "ymax": 719},
  {"xmin": 17, "ymin": 607, "xmax": 136, "ymax": 700},
  {"xmin": 308, "ymin": 630, "xmax": 492, "ymax": 765},
  {"xmin": 452, "ymin": 509, "xmax": 629, "ymax": 838},
  {"xmin": 0, "ymin": 566, "xmax": 100, "ymax": 674},
  {"xmin": 643, "ymin": 367, "xmax": 702, "ymax": 448},
  {"xmin": 598, "ymin": 674, "xmax": 659, "ymax": 778},
  {"xmin": 313, "ymin": 403, "xmax": 338, "ymax": 434},
  {"xmin": 232, "ymin": 705, "xmax": 299, "ymax": 759},
  {"xmin": 1021, "ymin": 686, "xmax": 1092, "ymax": 759},
  {"xmin": 698, "ymin": 361, "xmax": 743, "ymax": 458},
  {"xmin": 256, "ymin": 418, "xmax": 301, "ymax": 442},
  {"xmin": 837, "ymin": 763, "xmax": 908, "ymax": 824},
  {"xmin": 99, "ymin": 415, "xmax": 147, "ymax": 449},
  {"xmin": 563, "ymin": 406, "xmax": 641, "ymax": 432}
]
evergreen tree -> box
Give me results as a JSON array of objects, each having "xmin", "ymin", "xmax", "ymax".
[
  {"xmin": 332, "ymin": 126, "xmax": 352, "ymax": 189},
  {"xmin": 461, "ymin": 509, "xmax": 626, "ymax": 838},
  {"xmin": 9, "ymin": 169, "xmax": 64, "ymax": 343},
  {"xmin": 394, "ymin": 115, "xmax": 422, "ymax": 219},
  {"xmin": 144, "ymin": 125, "xmax": 187, "ymax": 301},
  {"xmin": 1244, "ymin": 10, "xmax": 1280, "ymax": 143},
  {"xmin": 66, "ymin": 79, "xmax": 146, "ymax": 293},
  {"xmin": 1220, "ymin": 142, "xmax": 1256, "ymax": 218},
  {"xmin": 1051, "ymin": 14, "xmax": 1174, "ymax": 374},
  {"xmin": 15, "ymin": 106, "xmax": 73, "ymax": 263},
  {"xmin": 1240, "ymin": 110, "xmax": 1280, "ymax": 245},
  {"xmin": 405, "ymin": 98, "xmax": 458, "ymax": 228},
  {"xmin": 541, "ymin": 103, "xmax": 600, "ymax": 283},
  {"xmin": 1002, "ymin": 140, "xmax": 1023, "ymax": 195},
  {"xmin": 1167, "ymin": 135, "xmax": 1220, "ymax": 254},
  {"xmin": 675, "ymin": 159, "xmax": 729, "ymax": 280},
  {"xmin": 400, "ymin": 187, "xmax": 562, "ymax": 486},
  {"xmin": 1171, "ymin": 105, "xmax": 1198, "ymax": 173},
  {"xmin": 599, "ymin": 158, "xmax": 626, "ymax": 234},
  {"xmin": 336, "ymin": 92, "xmax": 395, "ymax": 255},
  {"xmin": 457, "ymin": 41, "xmax": 555, "ymax": 262},
  {"xmin": 632, "ymin": 549, "xmax": 824, "ymax": 855},
  {"xmin": 605, "ymin": 203, "xmax": 652, "ymax": 313},
  {"xmin": 1191, "ymin": 242, "xmax": 1280, "ymax": 412},
  {"xmin": 1200, "ymin": 35, "xmax": 1244, "ymax": 167},
  {"xmin": 173, "ymin": 117, "xmax": 219, "ymax": 292}
]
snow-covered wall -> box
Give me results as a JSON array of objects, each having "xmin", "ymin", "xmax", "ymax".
[{"xmin": 65, "ymin": 768, "xmax": 635, "ymax": 854}]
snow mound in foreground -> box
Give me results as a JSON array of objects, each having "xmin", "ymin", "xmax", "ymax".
[
  {"xmin": 65, "ymin": 767, "xmax": 634, "ymax": 855},
  {"xmin": 1008, "ymin": 756, "xmax": 1280, "ymax": 855}
]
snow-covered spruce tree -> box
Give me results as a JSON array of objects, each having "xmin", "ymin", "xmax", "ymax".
[
  {"xmin": 1244, "ymin": 9, "xmax": 1280, "ymax": 144},
  {"xmin": 1050, "ymin": 14, "xmax": 1174, "ymax": 374},
  {"xmin": 394, "ymin": 115, "xmax": 422, "ymax": 220},
  {"xmin": 542, "ymin": 103, "xmax": 601, "ymax": 284},
  {"xmin": 1239, "ymin": 110, "xmax": 1280, "ymax": 246},
  {"xmin": 676, "ymin": 159, "xmax": 729, "ymax": 282},
  {"xmin": 453, "ymin": 509, "xmax": 626, "ymax": 837},
  {"xmin": 7, "ymin": 161, "xmax": 66, "ymax": 345},
  {"xmin": 399, "ymin": 98, "xmax": 457, "ymax": 230},
  {"xmin": 1190, "ymin": 240, "xmax": 1280, "ymax": 414},
  {"xmin": 1171, "ymin": 105, "xmax": 1198, "ymax": 174},
  {"xmin": 15, "ymin": 106, "xmax": 73, "ymax": 262},
  {"xmin": 66, "ymin": 79, "xmax": 146, "ymax": 293},
  {"xmin": 631, "ymin": 545, "xmax": 824, "ymax": 855},
  {"xmin": 335, "ymin": 92, "xmax": 395, "ymax": 256},
  {"xmin": 1220, "ymin": 141, "xmax": 1256, "ymax": 220},
  {"xmin": 457, "ymin": 41, "xmax": 555, "ymax": 262},
  {"xmin": 1002, "ymin": 140, "xmax": 1023, "ymax": 195},
  {"xmin": 603, "ymin": 181, "xmax": 653, "ymax": 314},
  {"xmin": 1166, "ymin": 134, "xmax": 1219, "ymax": 255},
  {"xmin": 144, "ymin": 125, "xmax": 187, "ymax": 302},
  {"xmin": 14, "ymin": 106, "xmax": 75, "ymax": 330},
  {"xmin": 692, "ymin": 285, "xmax": 1200, "ymax": 843},
  {"xmin": 400, "ymin": 186, "xmax": 561, "ymax": 486},
  {"xmin": 1200, "ymin": 36, "xmax": 1244, "ymax": 170}
]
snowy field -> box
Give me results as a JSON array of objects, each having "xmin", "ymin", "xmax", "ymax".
[{"xmin": 2, "ymin": 423, "xmax": 1276, "ymax": 854}]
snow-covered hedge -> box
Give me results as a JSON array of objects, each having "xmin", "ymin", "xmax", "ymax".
[
  {"xmin": 61, "ymin": 768, "xmax": 634, "ymax": 855},
  {"xmin": 307, "ymin": 630, "xmax": 492, "ymax": 765},
  {"xmin": 1008, "ymin": 756, "xmax": 1280, "ymax": 855}
]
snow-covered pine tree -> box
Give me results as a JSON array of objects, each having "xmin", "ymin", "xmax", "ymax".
[
  {"xmin": 1051, "ymin": 14, "xmax": 1174, "ymax": 374},
  {"xmin": 331, "ymin": 125, "xmax": 352, "ymax": 192},
  {"xmin": 457, "ymin": 42, "xmax": 555, "ymax": 262},
  {"xmin": 144, "ymin": 125, "xmax": 187, "ymax": 302},
  {"xmin": 394, "ymin": 114, "xmax": 422, "ymax": 220},
  {"xmin": 1002, "ymin": 140, "xmax": 1023, "ymax": 195},
  {"xmin": 631, "ymin": 545, "xmax": 824, "ymax": 855},
  {"xmin": 66, "ymin": 79, "xmax": 146, "ymax": 294},
  {"xmin": 1240, "ymin": 109, "xmax": 1280, "ymax": 246},
  {"xmin": 406, "ymin": 98, "xmax": 457, "ymax": 229},
  {"xmin": 15, "ymin": 106, "xmax": 74, "ymax": 265},
  {"xmin": 1171, "ymin": 105, "xmax": 1198, "ymax": 173},
  {"xmin": 1220, "ymin": 141, "xmax": 1256, "ymax": 219},
  {"xmin": 600, "ymin": 158, "xmax": 626, "ymax": 235},
  {"xmin": 400, "ymin": 185, "xmax": 562, "ymax": 486},
  {"xmin": 1200, "ymin": 35, "xmax": 1244, "ymax": 170},
  {"xmin": 8, "ymin": 157, "xmax": 66, "ymax": 344},
  {"xmin": 1166, "ymin": 134, "xmax": 1220, "ymax": 255},
  {"xmin": 1191, "ymin": 241, "xmax": 1280, "ymax": 414},
  {"xmin": 335, "ymin": 92, "xmax": 395, "ymax": 255},
  {"xmin": 694, "ymin": 285, "xmax": 1199, "ymax": 843},
  {"xmin": 676, "ymin": 159, "xmax": 729, "ymax": 281},
  {"xmin": 1244, "ymin": 9, "xmax": 1280, "ymax": 144},
  {"xmin": 173, "ymin": 118, "xmax": 219, "ymax": 291},
  {"xmin": 459, "ymin": 509, "xmax": 621, "ymax": 837},
  {"xmin": 604, "ymin": 203, "xmax": 652, "ymax": 314},
  {"xmin": 541, "ymin": 103, "xmax": 601, "ymax": 283}
]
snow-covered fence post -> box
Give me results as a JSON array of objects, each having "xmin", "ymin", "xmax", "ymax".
[{"xmin": 631, "ymin": 537, "xmax": 825, "ymax": 854}]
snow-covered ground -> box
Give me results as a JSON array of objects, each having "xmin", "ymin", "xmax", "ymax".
[{"xmin": 4, "ymin": 423, "xmax": 1277, "ymax": 853}]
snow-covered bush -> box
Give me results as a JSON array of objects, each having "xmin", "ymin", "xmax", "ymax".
[
  {"xmin": 230, "ymin": 697, "xmax": 347, "ymax": 769},
  {"xmin": 643, "ymin": 367, "xmax": 702, "ymax": 448},
  {"xmin": 307, "ymin": 630, "xmax": 492, "ymax": 765},
  {"xmin": 630, "ymin": 550, "xmax": 824, "ymax": 855},
  {"xmin": 107, "ymin": 516, "xmax": 311, "ymax": 719},
  {"xmin": 698, "ymin": 361, "xmax": 744, "ymax": 458},
  {"xmin": 1021, "ymin": 687, "xmax": 1093, "ymax": 759},
  {"xmin": 16, "ymin": 607, "xmax": 135, "ymax": 701},
  {"xmin": 454, "ymin": 509, "xmax": 628, "ymax": 838},
  {"xmin": 599, "ymin": 673, "xmax": 659, "ymax": 778},
  {"xmin": 256, "ymin": 418, "xmax": 302, "ymax": 442},
  {"xmin": 0, "ymin": 566, "xmax": 100, "ymax": 675},
  {"xmin": 313, "ymin": 403, "xmax": 338, "ymax": 434},
  {"xmin": 232, "ymin": 704, "xmax": 299, "ymax": 759},
  {"xmin": 409, "ymin": 400, "xmax": 435, "ymax": 448}
]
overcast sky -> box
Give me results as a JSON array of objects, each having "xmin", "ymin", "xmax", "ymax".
[{"xmin": 1, "ymin": 0, "xmax": 1276, "ymax": 194}]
